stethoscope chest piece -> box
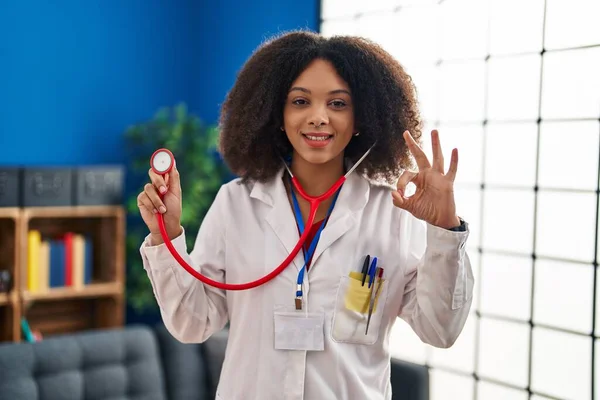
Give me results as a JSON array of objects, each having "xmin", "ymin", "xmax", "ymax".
[{"xmin": 151, "ymin": 149, "xmax": 175, "ymax": 176}]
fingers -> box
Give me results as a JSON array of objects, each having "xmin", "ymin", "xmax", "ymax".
[
  {"xmin": 403, "ymin": 130, "xmax": 431, "ymax": 170},
  {"xmin": 148, "ymin": 160, "xmax": 181, "ymax": 198},
  {"xmin": 143, "ymin": 183, "xmax": 167, "ymax": 214},
  {"xmin": 391, "ymin": 190, "xmax": 405, "ymax": 208},
  {"xmin": 167, "ymin": 162, "xmax": 182, "ymax": 198},
  {"xmin": 396, "ymin": 170, "xmax": 418, "ymax": 197},
  {"xmin": 137, "ymin": 190, "xmax": 159, "ymax": 215},
  {"xmin": 446, "ymin": 148, "xmax": 459, "ymax": 182},
  {"xmin": 391, "ymin": 189, "xmax": 413, "ymax": 211},
  {"xmin": 393, "ymin": 169, "xmax": 418, "ymax": 210},
  {"xmin": 431, "ymin": 129, "xmax": 444, "ymax": 173},
  {"xmin": 148, "ymin": 169, "xmax": 168, "ymax": 196}
]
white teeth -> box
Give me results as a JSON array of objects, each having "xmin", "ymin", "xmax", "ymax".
[{"xmin": 305, "ymin": 135, "xmax": 331, "ymax": 141}]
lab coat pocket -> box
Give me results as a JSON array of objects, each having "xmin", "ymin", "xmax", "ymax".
[{"xmin": 331, "ymin": 274, "xmax": 388, "ymax": 345}]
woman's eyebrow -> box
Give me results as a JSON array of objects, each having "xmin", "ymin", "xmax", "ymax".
[{"xmin": 288, "ymin": 87, "xmax": 351, "ymax": 96}]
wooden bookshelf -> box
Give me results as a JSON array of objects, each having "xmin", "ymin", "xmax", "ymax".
[
  {"xmin": 0, "ymin": 207, "xmax": 20, "ymax": 342},
  {"xmin": 0, "ymin": 205, "xmax": 125, "ymax": 343},
  {"xmin": 22, "ymin": 206, "xmax": 124, "ymax": 219},
  {"xmin": 22, "ymin": 282, "xmax": 122, "ymax": 302},
  {"xmin": 0, "ymin": 207, "xmax": 20, "ymax": 219}
]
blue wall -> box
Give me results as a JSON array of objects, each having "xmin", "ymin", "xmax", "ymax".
[
  {"xmin": 189, "ymin": 0, "xmax": 320, "ymax": 123},
  {"xmin": 0, "ymin": 0, "xmax": 319, "ymax": 322},
  {"xmin": 0, "ymin": 0, "xmax": 319, "ymax": 166},
  {"xmin": 0, "ymin": 0, "xmax": 194, "ymax": 166}
]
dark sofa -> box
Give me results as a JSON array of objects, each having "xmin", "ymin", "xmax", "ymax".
[{"xmin": 0, "ymin": 324, "xmax": 428, "ymax": 400}]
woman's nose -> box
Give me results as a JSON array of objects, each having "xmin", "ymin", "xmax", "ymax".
[{"xmin": 308, "ymin": 107, "xmax": 329, "ymax": 128}]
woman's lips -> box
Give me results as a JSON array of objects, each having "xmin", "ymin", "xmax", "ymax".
[{"xmin": 302, "ymin": 133, "xmax": 333, "ymax": 148}]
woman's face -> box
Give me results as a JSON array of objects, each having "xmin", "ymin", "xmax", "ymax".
[{"xmin": 283, "ymin": 58, "xmax": 355, "ymax": 167}]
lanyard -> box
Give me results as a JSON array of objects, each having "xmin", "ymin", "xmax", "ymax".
[{"xmin": 290, "ymin": 180, "xmax": 342, "ymax": 309}]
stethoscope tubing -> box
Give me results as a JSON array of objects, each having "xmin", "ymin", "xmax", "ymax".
[
  {"xmin": 155, "ymin": 175, "xmax": 346, "ymax": 290},
  {"xmin": 152, "ymin": 144, "xmax": 374, "ymax": 291}
]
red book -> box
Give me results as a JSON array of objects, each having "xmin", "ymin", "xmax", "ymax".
[{"xmin": 64, "ymin": 232, "xmax": 73, "ymax": 286}]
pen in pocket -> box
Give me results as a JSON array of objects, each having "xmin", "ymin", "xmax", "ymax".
[
  {"xmin": 366, "ymin": 267, "xmax": 385, "ymax": 335},
  {"xmin": 360, "ymin": 255, "xmax": 370, "ymax": 286},
  {"xmin": 368, "ymin": 257, "xmax": 378, "ymax": 288}
]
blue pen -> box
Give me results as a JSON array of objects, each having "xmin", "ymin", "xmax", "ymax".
[{"xmin": 367, "ymin": 257, "xmax": 378, "ymax": 288}]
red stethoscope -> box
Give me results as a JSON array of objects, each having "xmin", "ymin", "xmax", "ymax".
[{"xmin": 150, "ymin": 146, "xmax": 373, "ymax": 291}]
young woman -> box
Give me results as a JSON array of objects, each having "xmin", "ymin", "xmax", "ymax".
[{"xmin": 138, "ymin": 31, "xmax": 473, "ymax": 400}]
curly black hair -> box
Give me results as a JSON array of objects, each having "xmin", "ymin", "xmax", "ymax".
[{"xmin": 218, "ymin": 30, "xmax": 423, "ymax": 184}]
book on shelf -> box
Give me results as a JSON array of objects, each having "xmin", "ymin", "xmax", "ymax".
[{"xmin": 27, "ymin": 230, "xmax": 93, "ymax": 292}]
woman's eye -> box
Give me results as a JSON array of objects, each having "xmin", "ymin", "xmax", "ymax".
[{"xmin": 291, "ymin": 99, "xmax": 347, "ymax": 108}]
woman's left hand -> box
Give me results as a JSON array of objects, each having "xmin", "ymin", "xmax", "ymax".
[{"xmin": 391, "ymin": 129, "xmax": 461, "ymax": 229}]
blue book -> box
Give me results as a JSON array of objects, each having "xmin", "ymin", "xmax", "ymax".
[
  {"xmin": 49, "ymin": 240, "xmax": 65, "ymax": 288},
  {"xmin": 84, "ymin": 237, "xmax": 93, "ymax": 284}
]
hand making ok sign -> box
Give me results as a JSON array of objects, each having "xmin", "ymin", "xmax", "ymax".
[{"xmin": 391, "ymin": 129, "xmax": 461, "ymax": 229}]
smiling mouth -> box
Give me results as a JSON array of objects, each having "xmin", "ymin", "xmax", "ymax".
[{"xmin": 302, "ymin": 134, "xmax": 334, "ymax": 141}]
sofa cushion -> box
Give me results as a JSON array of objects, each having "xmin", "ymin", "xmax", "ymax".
[
  {"xmin": 390, "ymin": 358, "xmax": 429, "ymax": 400},
  {"xmin": 200, "ymin": 328, "xmax": 228, "ymax": 395},
  {"xmin": 152, "ymin": 323, "xmax": 228, "ymax": 400},
  {"xmin": 153, "ymin": 323, "xmax": 210, "ymax": 400},
  {"xmin": 0, "ymin": 325, "xmax": 166, "ymax": 400}
]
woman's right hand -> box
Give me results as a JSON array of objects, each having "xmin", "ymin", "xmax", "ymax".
[{"xmin": 137, "ymin": 163, "xmax": 183, "ymax": 245}]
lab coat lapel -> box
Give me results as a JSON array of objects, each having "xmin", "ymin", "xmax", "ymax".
[
  {"xmin": 251, "ymin": 168, "xmax": 304, "ymax": 272},
  {"xmin": 309, "ymin": 171, "xmax": 369, "ymax": 268}
]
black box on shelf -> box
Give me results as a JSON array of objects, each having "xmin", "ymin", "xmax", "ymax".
[
  {"xmin": 0, "ymin": 269, "xmax": 12, "ymax": 293},
  {"xmin": 73, "ymin": 166, "xmax": 124, "ymax": 206},
  {"xmin": 22, "ymin": 168, "xmax": 73, "ymax": 207},
  {"xmin": 0, "ymin": 168, "xmax": 21, "ymax": 207}
]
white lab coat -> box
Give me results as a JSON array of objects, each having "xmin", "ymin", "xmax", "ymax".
[{"xmin": 140, "ymin": 166, "xmax": 474, "ymax": 400}]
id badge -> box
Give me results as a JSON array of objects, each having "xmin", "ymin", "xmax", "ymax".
[{"xmin": 273, "ymin": 305, "xmax": 325, "ymax": 351}]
